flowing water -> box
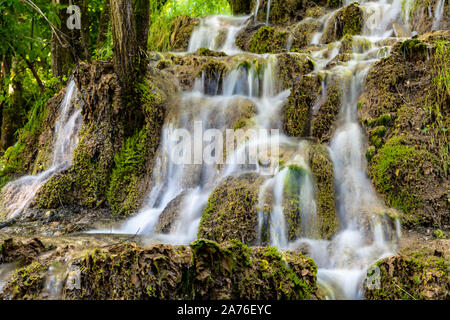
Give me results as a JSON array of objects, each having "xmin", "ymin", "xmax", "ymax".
[
  {"xmin": 432, "ymin": 0, "xmax": 446, "ymax": 30},
  {"xmin": 1, "ymin": 0, "xmax": 438, "ymax": 300},
  {"xmin": 91, "ymin": 1, "xmax": 417, "ymax": 299},
  {"xmin": 0, "ymin": 80, "xmax": 82, "ymax": 219}
]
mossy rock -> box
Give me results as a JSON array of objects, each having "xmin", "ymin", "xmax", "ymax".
[
  {"xmin": 0, "ymin": 261, "xmax": 48, "ymax": 300},
  {"xmin": 308, "ymin": 144, "xmax": 338, "ymax": 239},
  {"xmin": 197, "ymin": 173, "xmax": 266, "ymax": 245},
  {"xmin": 155, "ymin": 191, "xmax": 188, "ymax": 234},
  {"xmin": 253, "ymin": 0, "xmax": 304, "ymax": 25},
  {"xmin": 322, "ymin": 3, "xmax": 363, "ymax": 43},
  {"xmin": 227, "ymin": 0, "xmax": 253, "ymax": 15},
  {"xmin": 311, "ymin": 83, "xmax": 342, "ymax": 142},
  {"xmin": 248, "ymin": 26, "xmax": 290, "ymax": 54},
  {"xmin": 276, "ymin": 52, "xmax": 315, "ymax": 90},
  {"xmin": 363, "ymin": 247, "xmax": 449, "ymax": 300},
  {"xmin": 369, "ymin": 135, "xmax": 442, "ymax": 226},
  {"xmin": 283, "ymin": 74, "xmax": 321, "ymax": 137},
  {"xmin": 359, "ymin": 32, "xmax": 450, "ymax": 230},
  {"xmin": 290, "ymin": 19, "xmax": 322, "ymax": 51}
]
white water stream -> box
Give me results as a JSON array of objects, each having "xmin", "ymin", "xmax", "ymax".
[{"xmin": 0, "ymin": 80, "xmax": 82, "ymax": 219}]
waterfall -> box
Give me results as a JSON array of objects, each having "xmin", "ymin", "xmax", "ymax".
[
  {"xmin": 187, "ymin": 15, "xmax": 249, "ymax": 55},
  {"xmin": 432, "ymin": 0, "xmax": 445, "ymax": 30},
  {"xmin": 0, "ymin": 80, "xmax": 82, "ymax": 220},
  {"xmin": 254, "ymin": 0, "xmax": 260, "ymax": 22},
  {"xmin": 91, "ymin": 0, "xmax": 413, "ymax": 298},
  {"xmin": 266, "ymin": 0, "xmax": 272, "ymax": 24}
]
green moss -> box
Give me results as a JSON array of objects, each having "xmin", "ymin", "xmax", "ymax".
[
  {"xmin": 7, "ymin": 262, "xmax": 47, "ymax": 299},
  {"xmin": 372, "ymin": 125, "xmax": 387, "ymax": 138},
  {"xmin": 107, "ymin": 128, "xmax": 148, "ymax": 216},
  {"xmin": 376, "ymin": 114, "xmax": 392, "ymax": 126},
  {"xmin": 400, "ymin": 39, "xmax": 427, "ymax": 61},
  {"xmin": 196, "ymin": 48, "xmax": 227, "ymax": 57},
  {"xmin": 365, "ymin": 248, "xmax": 449, "ymax": 300},
  {"xmin": 249, "ymin": 26, "xmax": 289, "ymax": 54},
  {"xmin": 327, "ymin": 0, "xmax": 343, "ymax": 8},
  {"xmin": 309, "ymin": 144, "xmax": 338, "ymax": 239},
  {"xmin": 365, "ymin": 145, "xmax": 377, "ymax": 162},
  {"xmin": 370, "ymin": 135, "xmax": 439, "ymax": 216},
  {"xmin": 198, "ymin": 173, "xmax": 263, "ymax": 244}
]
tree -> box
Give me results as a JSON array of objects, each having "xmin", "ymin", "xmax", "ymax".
[{"xmin": 109, "ymin": 0, "xmax": 151, "ymax": 136}]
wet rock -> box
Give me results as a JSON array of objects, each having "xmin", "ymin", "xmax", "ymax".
[
  {"xmin": 198, "ymin": 173, "xmax": 266, "ymax": 245},
  {"xmin": 322, "ymin": 3, "xmax": 363, "ymax": 43},
  {"xmin": 406, "ymin": 0, "xmax": 450, "ymax": 35},
  {"xmin": 0, "ymin": 238, "xmax": 46, "ymax": 265},
  {"xmin": 228, "ymin": 0, "xmax": 253, "ymax": 15},
  {"xmin": 290, "ymin": 18, "xmax": 322, "ymax": 50},
  {"xmin": 276, "ymin": 52, "xmax": 316, "ymax": 90},
  {"xmin": 155, "ymin": 192, "xmax": 188, "ymax": 234},
  {"xmin": 311, "ymin": 81, "xmax": 342, "ymax": 142},
  {"xmin": 253, "ymin": 0, "xmax": 323, "ymax": 25}
]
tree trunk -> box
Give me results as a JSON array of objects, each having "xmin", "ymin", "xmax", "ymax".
[
  {"xmin": 78, "ymin": 0, "xmax": 90, "ymax": 60},
  {"xmin": 134, "ymin": 0, "xmax": 150, "ymax": 61},
  {"xmin": 109, "ymin": 0, "xmax": 151, "ymax": 136},
  {"xmin": 109, "ymin": 0, "xmax": 139, "ymax": 88},
  {"xmin": 1, "ymin": 59, "xmax": 24, "ymax": 150},
  {"xmin": 51, "ymin": 0, "xmax": 75, "ymax": 78},
  {"xmin": 96, "ymin": 0, "xmax": 111, "ymax": 50}
]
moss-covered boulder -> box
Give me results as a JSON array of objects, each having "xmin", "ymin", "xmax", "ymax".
[
  {"xmin": 276, "ymin": 52, "xmax": 315, "ymax": 90},
  {"xmin": 358, "ymin": 31, "xmax": 449, "ymax": 230},
  {"xmin": 0, "ymin": 261, "xmax": 48, "ymax": 300},
  {"xmin": 155, "ymin": 191, "xmax": 187, "ymax": 234},
  {"xmin": 283, "ymin": 74, "xmax": 321, "ymax": 137},
  {"xmin": 236, "ymin": 25, "xmax": 290, "ymax": 54},
  {"xmin": 363, "ymin": 246, "xmax": 449, "ymax": 300},
  {"xmin": 290, "ymin": 19, "xmax": 322, "ymax": 51},
  {"xmin": 253, "ymin": 0, "xmax": 310, "ymax": 25},
  {"xmin": 169, "ymin": 16, "xmax": 200, "ymax": 51},
  {"xmin": 64, "ymin": 239, "xmax": 318, "ymax": 300},
  {"xmin": 322, "ymin": 3, "xmax": 363, "ymax": 43},
  {"xmin": 308, "ymin": 144, "xmax": 338, "ymax": 239},
  {"xmin": 311, "ymin": 82, "xmax": 342, "ymax": 142},
  {"xmin": 198, "ymin": 173, "xmax": 266, "ymax": 245}
]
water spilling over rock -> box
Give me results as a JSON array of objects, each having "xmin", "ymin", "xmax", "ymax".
[{"xmin": 0, "ymin": 80, "xmax": 82, "ymax": 220}]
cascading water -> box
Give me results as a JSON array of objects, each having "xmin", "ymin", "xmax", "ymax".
[
  {"xmin": 0, "ymin": 80, "xmax": 82, "ymax": 219},
  {"xmin": 432, "ymin": 0, "xmax": 445, "ymax": 30},
  {"xmin": 188, "ymin": 15, "xmax": 250, "ymax": 55},
  {"xmin": 91, "ymin": 0, "xmax": 439, "ymax": 299}
]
